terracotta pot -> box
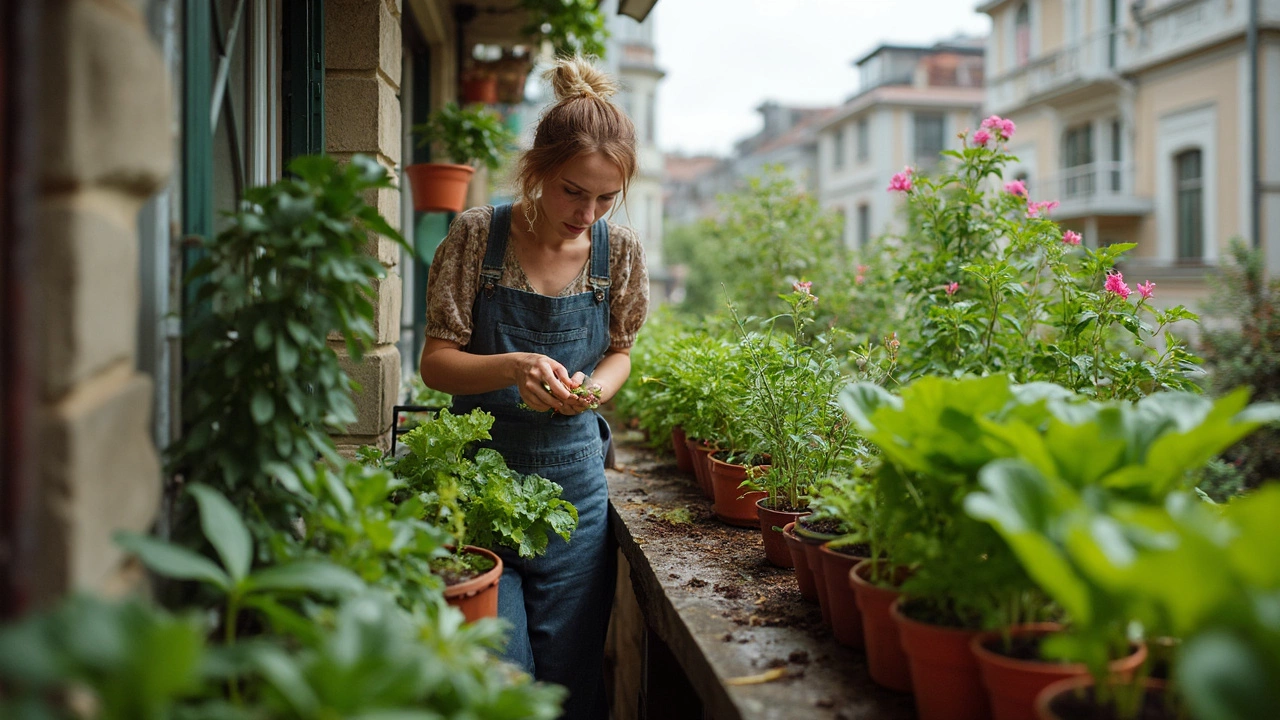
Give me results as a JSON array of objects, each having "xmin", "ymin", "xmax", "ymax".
[
  {"xmin": 794, "ymin": 522, "xmax": 841, "ymax": 626},
  {"xmin": 1035, "ymin": 676, "xmax": 1168, "ymax": 720},
  {"xmin": 755, "ymin": 498, "xmax": 809, "ymax": 568},
  {"xmin": 849, "ymin": 559, "xmax": 912, "ymax": 692},
  {"xmin": 709, "ymin": 454, "xmax": 768, "ymax": 527},
  {"xmin": 891, "ymin": 596, "xmax": 989, "ymax": 720},
  {"xmin": 671, "ymin": 426, "xmax": 694, "ymax": 474},
  {"xmin": 404, "ymin": 163, "xmax": 475, "ymax": 213},
  {"xmin": 461, "ymin": 74, "xmax": 498, "ymax": 104},
  {"xmin": 685, "ymin": 438, "xmax": 716, "ymax": 499},
  {"xmin": 781, "ymin": 522, "xmax": 818, "ymax": 600},
  {"xmin": 443, "ymin": 546, "xmax": 503, "ymax": 623},
  {"xmin": 973, "ymin": 624, "xmax": 1148, "ymax": 720},
  {"xmin": 819, "ymin": 542, "xmax": 868, "ymax": 648}
]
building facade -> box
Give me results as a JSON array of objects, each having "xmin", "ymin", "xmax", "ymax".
[
  {"xmin": 979, "ymin": 0, "xmax": 1280, "ymax": 308},
  {"xmin": 815, "ymin": 41, "xmax": 986, "ymax": 250}
]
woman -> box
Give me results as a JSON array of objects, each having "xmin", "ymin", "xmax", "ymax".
[{"xmin": 419, "ymin": 56, "xmax": 648, "ymax": 719}]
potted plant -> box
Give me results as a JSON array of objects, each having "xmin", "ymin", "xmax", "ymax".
[
  {"xmin": 369, "ymin": 407, "xmax": 579, "ymax": 622},
  {"xmin": 730, "ymin": 282, "xmax": 856, "ymax": 567},
  {"xmin": 405, "ymin": 102, "xmax": 516, "ymax": 213}
]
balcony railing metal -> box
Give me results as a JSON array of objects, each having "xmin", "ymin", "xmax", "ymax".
[
  {"xmin": 988, "ymin": 29, "xmax": 1119, "ymax": 113},
  {"xmin": 1120, "ymin": 0, "xmax": 1245, "ymax": 71},
  {"xmin": 1037, "ymin": 161, "xmax": 1153, "ymax": 218}
]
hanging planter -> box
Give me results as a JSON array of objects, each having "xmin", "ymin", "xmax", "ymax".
[{"xmin": 406, "ymin": 102, "xmax": 515, "ymax": 213}]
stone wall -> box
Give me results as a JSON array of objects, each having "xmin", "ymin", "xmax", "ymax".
[
  {"xmin": 326, "ymin": 0, "xmax": 405, "ymax": 454},
  {"xmin": 31, "ymin": 0, "xmax": 171, "ymax": 606}
]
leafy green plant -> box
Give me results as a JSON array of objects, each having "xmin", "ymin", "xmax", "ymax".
[
  {"xmin": 116, "ymin": 485, "xmax": 365, "ymax": 654},
  {"xmin": 371, "ymin": 408, "xmax": 578, "ymax": 560},
  {"xmin": 520, "ymin": 0, "xmax": 609, "ymax": 57},
  {"xmin": 412, "ymin": 102, "xmax": 516, "ymax": 170},
  {"xmin": 1198, "ymin": 238, "xmax": 1280, "ymax": 491},
  {"xmin": 269, "ymin": 460, "xmax": 455, "ymax": 619},
  {"xmin": 168, "ymin": 154, "xmax": 406, "ymax": 531},
  {"xmin": 731, "ymin": 284, "xmax": 858, "ymax": 511}
]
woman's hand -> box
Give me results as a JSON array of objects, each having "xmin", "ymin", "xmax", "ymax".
[{"xmin": 511, "ymin": 353, "xmax": 576, "ymax": 412}]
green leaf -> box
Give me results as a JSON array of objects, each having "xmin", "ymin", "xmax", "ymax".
[
  {"xmin": 114, "ymin": 532, "xmax": 231, "ymax": 591},
  {"xmin": 244, "ymin": 561, "xmax": 365, "ymax": 596},
  {"xmin": 1178, "ymin": 630, "xmax": 1280, "ymax": 720},
  {"xmin": 187, "ymin": 484, "xmax": 253, "ymax": 583},
  {"xmin": 277, "ymin": 337, "xmax": 300, "ymax": 374},
  {"xmin": 251, "ymin": 389, "xmax": 275, "ymax": 425}
]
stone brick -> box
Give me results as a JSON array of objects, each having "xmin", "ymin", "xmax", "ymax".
[
  {"xmin": 325, "ymin": 75, "xmax": 401, "ymax": 162},
  {"xmin": 37, "ymin": 368, "xmax": 161, "ymax": 599},
  {"xmin": 36, "ymin": 199, "xmax": 140, "ymax": 399},
  {"xmin": 372, "ymin": 272, "xmax": 403, "ymax": 345},
  {"xmin": 39, "ymin": 0, "xmax": 172, "ymax": 199},
  {"xmin": 362, "ymin": 185, "xmax": 403, "ymax": 267},
  {"xmin": 337, "ymin": 343, "xmax": 401, "ymax": 438}
]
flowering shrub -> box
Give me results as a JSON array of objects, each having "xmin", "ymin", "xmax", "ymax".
[{"xmin": 886, "ymin": 118, "xmax": 1201, "ymax": 399}]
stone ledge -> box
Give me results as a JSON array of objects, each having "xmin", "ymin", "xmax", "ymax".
[{"xmin": 605, "ymin": 441, "xmax": 916, "ymax": 720}]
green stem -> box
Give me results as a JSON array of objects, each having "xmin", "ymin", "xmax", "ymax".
[{"xmin": 226, "ymin": 593, "xmax": 242, "ymax": 704}]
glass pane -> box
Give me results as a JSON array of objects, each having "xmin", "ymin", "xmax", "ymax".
[{"xmin": 1177, "ymin": 150, "xmax": 1202, "ymax": 182}]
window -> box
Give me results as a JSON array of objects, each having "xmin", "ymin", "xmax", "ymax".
[
  {"xmin": 1062, "ymin": 124, "xmax": 1094, "ymax": 198},
  {"xmin": 856, "ymin": 117, "xmax": 869, "ymax": 162},
  {"xmin": 833, "ymin": 126, "xmax": 846, "ymax": 170},
  {"xmin": 1176, "ymin": 149, "xmax": 1204, "ymax": 261},
  {"xmin": 857, "ymin": 204, "xmax": 871, "ymax": 249},
  {"xmin": 1014, "ymin": 3, "xmax": 1031, "ymax": 66},
  {"xmin": 1110, "ymin": 119, "xmax": 1123, "ymax": 192},
  {"xmin": 913, "ymin": 112, "xmax": 946, "ymax": 166}
]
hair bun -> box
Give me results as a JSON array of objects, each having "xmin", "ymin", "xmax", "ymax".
[{"xmin": 545, "ymin": 55, "xmax": 618, "ymax": 102}]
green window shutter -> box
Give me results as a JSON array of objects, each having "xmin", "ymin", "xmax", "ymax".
[
  {"xmin": 182, "ymin": 4, "xmax": 213, "ymax": 317},
  {"xmin": 283, "ymin": 0, "xmax": 325, "ymax": 161}
]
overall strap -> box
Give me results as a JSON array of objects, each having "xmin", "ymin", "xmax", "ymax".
[
  {"xmin": 479, "ymin": 204, "xmax": 513, "ymax": 297},
  {"xmin": 588, "ymin": 216, "xmax": 611, "ymax": 303}
]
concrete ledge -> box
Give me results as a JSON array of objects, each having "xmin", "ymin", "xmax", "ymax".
[{"xmin": 605, "ymin": 441, "xmax": 916, "ymax": 720}]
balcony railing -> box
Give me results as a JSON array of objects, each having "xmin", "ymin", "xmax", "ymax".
[
  {"xmin": 1038, "ymin": 161, "xmax": 1153, "ymax": 218},
  {"xmin": 988, "ymin": 29, "xmax": 1120, "ymax": 113},
  {"xmin": 1119, "ymin": 0, "xmax": 1245, "ymax": 71}
]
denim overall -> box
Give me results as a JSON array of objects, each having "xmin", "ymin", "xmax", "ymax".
[{"xmin": 451, "ymin": 203, "xmax": 616, "ymax": 720}]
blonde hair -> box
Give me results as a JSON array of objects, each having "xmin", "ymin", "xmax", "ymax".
[{"xmin": 516, "ymin": 56, "xmax": 638, "ymax": 229}]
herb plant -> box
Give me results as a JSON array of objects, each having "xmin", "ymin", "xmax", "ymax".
[
  {"xmin": 520, "ymin": 0, "xmax": 609, "ymax": 58},
  {"xmin": 412, "ymin": 102, "xmax": 516, "ymax": 170}
]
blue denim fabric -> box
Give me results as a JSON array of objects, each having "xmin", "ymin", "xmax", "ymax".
[{"xmin": 451, "ymin": 204, "xmax": 616, "ymax": 720}]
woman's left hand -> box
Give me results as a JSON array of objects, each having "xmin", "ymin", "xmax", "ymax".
[{"xmin": 556, "ymin": 372, "xmax": 602, "ymax": 415}]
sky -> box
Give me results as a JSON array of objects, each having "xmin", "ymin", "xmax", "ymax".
[{"xmin": 649, "ymin": 0, "xmax": 992, "ymax": 157}]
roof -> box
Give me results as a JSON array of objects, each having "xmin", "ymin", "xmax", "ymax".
[
  {"xmin": 853, "ymin": 38, "xmax": 987, "ymax": 67},
  {"xmin": 814, "ymin": 85, "xmax": 985, "ymax": 133},
  {"xmin": 663, "ymin": 154, "xmax": 722, "ymax": 183}
]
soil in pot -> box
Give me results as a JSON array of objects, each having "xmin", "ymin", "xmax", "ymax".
[
  {"xmin": 849, "ymin": 559, "xmax": 913, "ymax": 693},
  {"xmin": 973, "ymin": 624, "xmax": 1148, "ymax": 720},
  {"xmin": 819, "ymin": 541, "xmax": 869, "ymax": 648},
  {"xmin": 781, "ymin": 522, "xmax": 818, "ymax": 600},
  {"xmin": 755, "ymin": 497, "xmax": 809, "ymax": 568},
  {"xmin": 795, "ymin": 518, "xmax": 844, "ymax": 627},
  {"xmin": 891, "ymin": 596, "xmax": 990, "ymax": 720},
  {"xmin": 439, "ymin": 546, "xmax": 503, "ymax": 623},
  {"xmin": 1037, "ymin": 677, "xmax": 1171, "ymax": 720},
  {"xmin": 671, "ymin": 426, "xmax": 694, "ymax": 474},
  {"xmin": 709, "ymin": 451, "xmax": 768, "ymax": 527}
]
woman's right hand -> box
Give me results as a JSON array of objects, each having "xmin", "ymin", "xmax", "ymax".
[{"xmin": 510, "ymin": 353, "xmax": 574, "ymax": 412}]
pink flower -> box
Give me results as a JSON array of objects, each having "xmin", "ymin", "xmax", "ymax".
[
  {"xmin": 887, "ymin": 167, "xmax": 914, "ymax": 193},
  {"xmin": 855, "ymin": 274, "xmax": 866, "ymax": 285},
  {"xmin": 793, "ymin": 281, "xmax": 812, "ymax": 295},
  {"xmin": 888, "ymin": 332, "xmax": 900, "ymax": 352},
  {"xmin": 946, "ymin": 282, "xmax": 959, "ymax": 296},
  {"xmin": 981, "ymin": 115, "xmax": 1017, "ymax": 141},
  {"xmin": 1104, "ymin": 271, "xmax": 1132, "ymax": 300},
  {"xmin": 1138, "ymin": 281, "xmax": 1155, "ymax": 300},
  {"xmin": 973, "ymin": 129, "xmax": 991, "ymax": 146},
  {"xmin": 1026, "ymin": 200, "xmax": 1060, "ymax": 218},
  {"xmin": 1004, "ymin": 179, "xmax": 1027, "ymax": 197},
  {"xmin": 857, "ymin": 264, "xmax": 869, "ymax": 274},
  {"xmin": 1062, "ymin": 230, "xmax": 1082, "ymax": 246}
]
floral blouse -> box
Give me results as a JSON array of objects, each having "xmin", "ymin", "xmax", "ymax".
[{"xmin": 425, "ymin": 205, "xmax": 650, "ymax": 349}]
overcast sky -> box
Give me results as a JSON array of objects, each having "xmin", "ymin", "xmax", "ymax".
[{"xmin": 649, "ymin": 0, "xmax": 992, "ymax": 157}]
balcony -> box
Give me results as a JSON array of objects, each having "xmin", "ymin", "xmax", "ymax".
[
  {"xmin": 1119, "ymin": 0, "xmax": 1247, "ymax": 72},
  {"xmin": 1040, "ymin": 161, "xmax": 1153, "ymax": 219},
  {"xmin": 987, "ymin": 30, "xmax": 1122, "ymax": 114}
]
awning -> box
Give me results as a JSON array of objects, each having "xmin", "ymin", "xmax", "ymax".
[{"xmin": 618, "ymin": 0, "xmax": 658, "ymax": 22}]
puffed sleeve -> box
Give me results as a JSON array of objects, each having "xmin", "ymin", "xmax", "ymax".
[
  {"xmin": 606, "ymin": 223, "xmax": 650, "ymax": 348},
  {"xmin": 424, "ymin": 206, "xmax": 493, "ymax": 346}
]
